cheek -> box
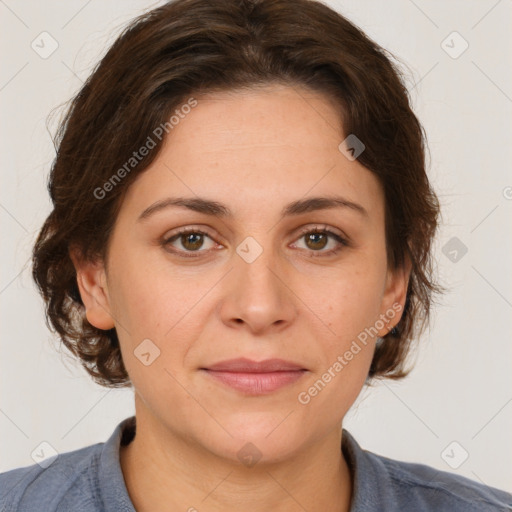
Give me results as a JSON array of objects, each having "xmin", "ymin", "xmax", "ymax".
[
  {"xmin": 295, "ymin": 277, "xmax": 383, "ymax": 417},
  {"xmin": 106, "ymin": 252, "xmax": 217, "ymax": 373},
  {"xmin": 296, "ymin": 259, "xmax": 385, "ymax": 392},
  {"xmin": 309, "ymin": 260, "xmax": 386, "ymax": 340},
  {"xmin": 107, "ymin": 246, "xmax": 200, "ymax": 335}
]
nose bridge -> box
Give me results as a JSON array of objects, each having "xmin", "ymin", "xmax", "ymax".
[{"xmin": 235, "ymin": 233, "xmax": 283, "ymax": 298}]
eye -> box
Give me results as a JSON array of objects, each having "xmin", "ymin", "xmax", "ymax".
[
  {"xmin": 292, "ymin": 225, "xmax": 348, "ymax": 257},
  {"xmin": 162, "ymin": 228, "xmax": 217, "ymax": 257},
  {"xmin": 161, "ymin": 225, "xmax": 348, "ymax": 258}
]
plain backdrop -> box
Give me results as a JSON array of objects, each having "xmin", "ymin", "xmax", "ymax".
[{"xmin": 1, "ymin": 0, "xmax": 511, "ymax": 493}]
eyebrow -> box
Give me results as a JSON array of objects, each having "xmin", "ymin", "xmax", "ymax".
[{"xmin": 137, "ymin": 195, "xmax": 368, "ymax": 221}]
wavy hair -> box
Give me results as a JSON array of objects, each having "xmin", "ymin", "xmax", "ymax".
[{"xmin": 32, "ymin": 0, "xmax": 442, "ymax": 388}]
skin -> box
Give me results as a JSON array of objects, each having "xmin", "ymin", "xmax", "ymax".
[{"xmin": 72, "ymin": 84, "xmax": 410, "ymax": 512}]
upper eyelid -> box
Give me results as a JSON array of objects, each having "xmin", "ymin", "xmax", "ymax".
[
  {"xmin": 164, "ymin": 224, "xmax": 345, "ymax": 238},
  {"xmin": 295, "ymin": 224, "xmax": 345, "ymax": 238}
]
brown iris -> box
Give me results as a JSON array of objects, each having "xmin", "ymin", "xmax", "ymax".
[
  {"xmin": 304, "ymin": 232, "xmax": 328, "ymax": 251},
  {"xmin": 181, "ymin": 233, "xmax": 204, "ymax": 251}
]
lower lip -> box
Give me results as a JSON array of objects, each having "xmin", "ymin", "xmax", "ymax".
[{"xmin": 201, "ymin": 370, "xmax": 307, "ymax": 395}]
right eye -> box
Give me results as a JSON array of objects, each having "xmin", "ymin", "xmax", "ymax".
[{"xmin": 162, "ymin": 228, "xmax": 220, "ymax": 257}]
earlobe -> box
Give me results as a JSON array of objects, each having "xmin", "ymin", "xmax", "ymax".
[
  {"xmin": 379, "ymin": 256, "xmax": 412, "ymax": 336},
  {"xmin": 69, "ymin": 249, "xmax": 115, "ymax": 331}
]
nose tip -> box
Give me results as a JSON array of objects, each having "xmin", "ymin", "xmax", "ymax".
[{"xmin": 220, "ymin": 252, "xmax": 296, "ymax": 334}]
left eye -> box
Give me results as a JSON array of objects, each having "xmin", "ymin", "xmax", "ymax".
[
  {"xmin": 291, "ymin": 227, "xmax": 347, "ymax": 256},
  {"xmin": 162, "ymin": 227, "xmax": 347, "ymax": 257}
]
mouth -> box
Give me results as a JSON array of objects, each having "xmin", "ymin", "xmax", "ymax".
[{"xmin": 200, "ymin": 358, "xmax": 308, "ymax": 395}]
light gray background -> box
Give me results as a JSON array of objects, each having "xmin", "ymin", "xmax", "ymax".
[{"xmin": 1, "ymin": 0, "xmax": 511, "ymax": 493}]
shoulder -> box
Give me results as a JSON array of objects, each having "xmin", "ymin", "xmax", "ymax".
[
  {"xmin": 342, "ymin": 429, "xmax": 512, "ymax": 511},
  {"xmin": 369, "ymin": 448, "xmax": 512, "ymax": 511},
  {"xmin": 0, "ymin": 442, "xmax": 104, "ymax": 511}
]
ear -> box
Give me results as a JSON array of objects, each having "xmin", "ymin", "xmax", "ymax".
[
  {"xmin": 69, "ymin": 248, "xmax": 115, "ymax": 330},
  {"xmin": 377, "ymin": 254, "xmax": 412, "ymax": 336}
]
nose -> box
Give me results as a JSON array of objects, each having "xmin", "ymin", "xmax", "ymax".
[{"xmin": 218, "ymin": 239, "xmax": 297, "ymax": 335}]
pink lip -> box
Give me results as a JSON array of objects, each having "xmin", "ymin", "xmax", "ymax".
[
  {"xmin": 201, "ymin": 358, "xmax": 307, "ymax": 395},
  {"xmin": 203, "ymin": 357, "xmax": 306, "ymax": 372}
]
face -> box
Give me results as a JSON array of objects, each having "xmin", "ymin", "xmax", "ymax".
[{"xmin": 76, "ymin": 84, "xmax": 408, "ymax": 464}]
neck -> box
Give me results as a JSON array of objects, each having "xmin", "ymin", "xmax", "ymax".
[{"xmin": 119, "ymin": 413, "xmax": 353, "ymax": 512}]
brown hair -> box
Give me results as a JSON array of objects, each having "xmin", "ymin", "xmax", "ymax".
[{"xmin": 32, "ymin": 0, "xmax": 442, "ymax": 388}]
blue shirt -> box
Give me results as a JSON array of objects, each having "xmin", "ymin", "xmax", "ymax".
[{"xmin": 1, "ymin": 416, "xmax": 511, "ymax": 511}]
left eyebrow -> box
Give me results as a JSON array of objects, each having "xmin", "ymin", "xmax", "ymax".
[{"xmin": 137, "ymin": 195, "xmax": 369, "ymax": 222}]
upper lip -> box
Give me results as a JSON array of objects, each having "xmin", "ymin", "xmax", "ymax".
[{"xmin": 202, "ymin": 358, "xmax": 306, "ymax": 373}]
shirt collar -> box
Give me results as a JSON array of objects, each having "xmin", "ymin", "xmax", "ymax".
[
  {"xmin": 98, "ymin": 416, "xmax": 136, "ymax": 512},
  {"xmin": 342, "ymin": 427, "xmax": 395, "ymax": 511}
]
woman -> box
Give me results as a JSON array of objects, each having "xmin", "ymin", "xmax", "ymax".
[{"xmin": 1, "ymin": 0, "xmax": 511, "ymax": 510}]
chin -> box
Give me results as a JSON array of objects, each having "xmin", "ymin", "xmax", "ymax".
[{"xmin": 212, "ymin": 418, "xmax": 305, "ymax": 461}]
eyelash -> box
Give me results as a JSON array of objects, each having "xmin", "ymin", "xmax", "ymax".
[{"xmin": 161, "ymin": 225, "xmax": 349, "ymax": 259}]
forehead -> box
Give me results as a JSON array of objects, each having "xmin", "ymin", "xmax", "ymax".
[
  {"xmin": 172, "ymin": 84, "xmax": 344, "ymax": 154},
  {"xmin": 120, "ymin": 85, "xmax": 383, "ymax": 222}
]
